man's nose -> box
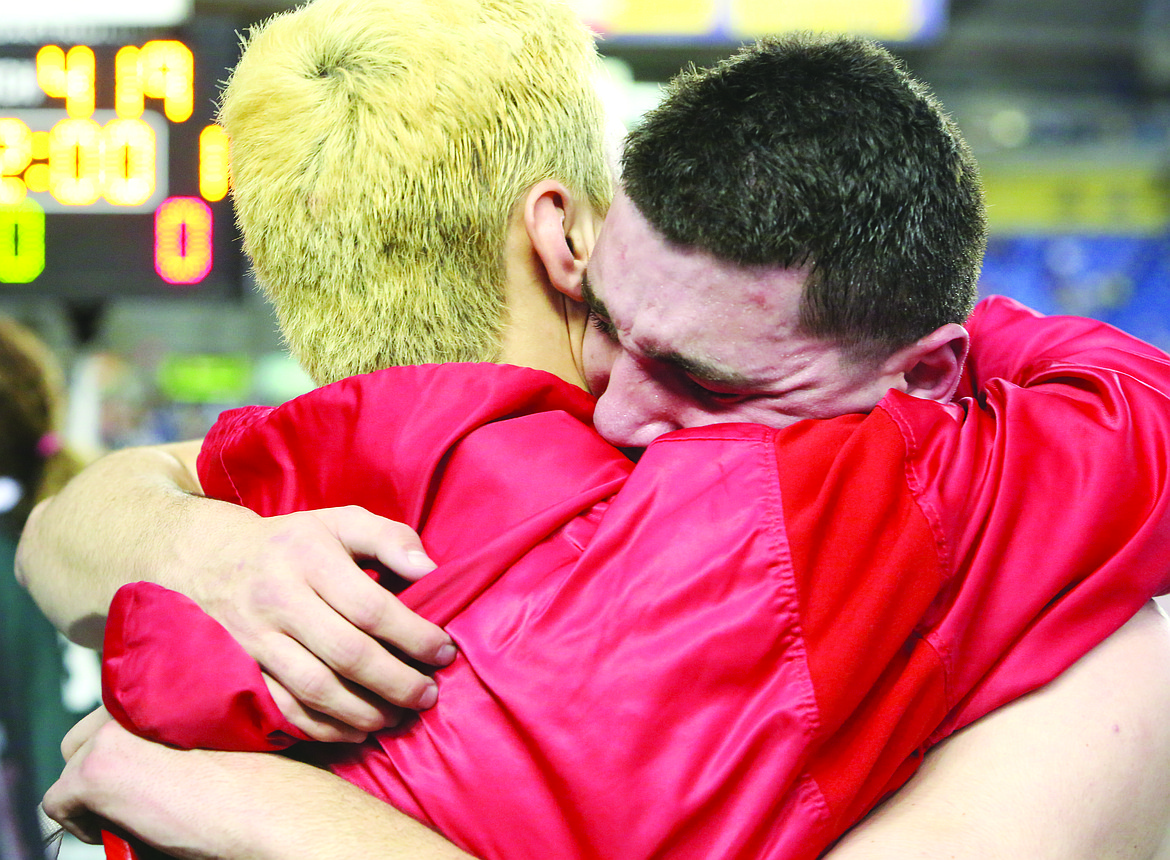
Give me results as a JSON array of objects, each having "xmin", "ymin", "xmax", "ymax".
[{"xmin": 591, "ymin": 352, "xmax": 679, "ymax": 448}]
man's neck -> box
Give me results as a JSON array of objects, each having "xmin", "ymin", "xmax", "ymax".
[
  {"xmin": 497, "ymin": 293, "xmax": 588, "ymax": 390},
  {"xmin": 497, "ymin": 209, "xmax": 589, "ymax": 390}
]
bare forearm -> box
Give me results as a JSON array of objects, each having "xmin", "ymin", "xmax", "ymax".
[
  {"xmin": 15, "ymin": 440, "xmax": 245, "ymax": 647},
  {"xmin": 207, "ymin": 755, "xmax": 476, "ymax": 860},
  {"xmin": 16, "ymin": 439, "xmax": 455, "ymax": 730},
  {"xmin": 827, "ymin": 603, "xmax": 1170, "ymax": 860},
  {"xmin": 47, "ymin": 720, "xmax": 474, "ymax": 860}
]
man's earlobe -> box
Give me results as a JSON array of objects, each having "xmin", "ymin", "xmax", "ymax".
[
  {"xmin": 524, "ymin": 180, "xmax": 595, "ymax": 300},
  {"xmin": 890, "ymin": 323, "xmax": 969, "ymax": 403}
]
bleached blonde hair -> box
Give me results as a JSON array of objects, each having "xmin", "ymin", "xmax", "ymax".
[{"xmin": 220, "ymin": 0, "xmax": 612, "ymax": 383}]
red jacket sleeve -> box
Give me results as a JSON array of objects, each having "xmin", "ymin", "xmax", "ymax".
[
  {"xmin": 891, "ymin": 294, "xmax": 1170, "ymax": 736},
  {"xmin": 785, "ymin": 296, "xmax": 1170, "ymax": 832}
]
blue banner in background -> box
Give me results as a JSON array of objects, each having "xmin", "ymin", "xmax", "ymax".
[{"xmin": 980, "ymin": 234, "xmax": 1170, "ymax": 351}]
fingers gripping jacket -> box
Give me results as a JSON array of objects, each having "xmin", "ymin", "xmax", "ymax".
[{"xmin": 102, "ymin": 582, "xmax": 307, "ymax": 751}]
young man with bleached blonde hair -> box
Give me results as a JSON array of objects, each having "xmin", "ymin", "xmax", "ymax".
[
  {"xmin": 27, "ymin": 4, "xmax": 1170, "ymax": 859},
  {"xmin": 223, "ymin": 0, "xmax": 612, "ymax": 382}
]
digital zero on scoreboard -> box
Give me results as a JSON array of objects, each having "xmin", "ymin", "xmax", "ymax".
[{"xmin": 0, "ymin": 21, "xmax": 243, "ymax": 298}]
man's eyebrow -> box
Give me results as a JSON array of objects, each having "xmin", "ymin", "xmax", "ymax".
[
  {"xmin": 644, "ymin": 347, "xmax": 756, "ymax": 389},
  {"xmin": 580, "ymin": 270, "xmax": 608, "ymax": 318},
  {"xmin": 583, "ymin": 270, "xmax": 756, "ymax": 388},
  {"xmin": 580, "ymin": 271, "xmax": 620, "ymax": 340}
]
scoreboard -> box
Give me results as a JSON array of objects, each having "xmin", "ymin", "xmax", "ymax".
[{"xmin": 0, "ymin": 19, "xmax": 244, "ymax": 298}]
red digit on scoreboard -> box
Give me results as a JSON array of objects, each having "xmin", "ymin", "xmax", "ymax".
[{"xmin": 154, "ymin": 196, "xmax": 212, "ymax": 285}]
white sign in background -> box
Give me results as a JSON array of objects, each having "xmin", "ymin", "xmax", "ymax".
[{"xmin": 4, "ymin": 0, "xmax": 192, "ymax": 27}]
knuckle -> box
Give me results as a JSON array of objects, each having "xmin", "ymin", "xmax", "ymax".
[
  {"xmin": 269, "ymin": 512, "xmax": 333, "ymax": 554},
  {"xmin": 350, "ymin": 592, "xmax": 404, "ymax": 632},
  {"xmin": 324, "ymin": 505, "xmax": 367, "ymax": 528},
  {"xmin": 287, "ymin": 665, "xmax": 333, "ymax": 709},
  {"xmin": 328, "ymin": 634, "xmax": 373, "ymax": 677},
  {"xmin": 344, "ymin": 596, "xmax": 384, "ymax": 632},
  {"xmin": 385, "ymin": 521, "xmax": 422, "ymax": 546},
  {"xmin": 245, "ymin": 574, "xmax": 293, "ymax": 615},
  {"xmin": 234, "ymin": 629, "xmax": 283, "ymax": 670},
  {"xmin": 346, "ymin": 711, "xmax": 384, "ymax": 734}
]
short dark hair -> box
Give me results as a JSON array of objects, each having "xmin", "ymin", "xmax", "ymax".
[{"xmin": 621, "ymin": 33, "xmax": 987, "ymax": 359}]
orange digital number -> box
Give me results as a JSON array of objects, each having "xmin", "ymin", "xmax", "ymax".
[
  {"xmin": 36, "ymin": 45, "xmax": 96, "ymax": 119},
  {"xmin": 102, "ymin": 119, "xmax": 156, "ymax": 206},
  {"xmin": 115, "ymin": 46, "xmax": 144, "ymax": 119},
  {"xmin": 139, "ymin": 41, "xmax": 194, "ymax": 123},
  {"xmin": 155, "ymin": 196, "xmax": 213, "ymax": 284},
  {"xmin": 199, "ymin": 124, "xmax": 230, "ymax": 202},
  {"xmin": 47, "ymin": 118, "xmax": 103, "ymax": 206},
  {"xmin": 0, "ymin": 118, "xmax": 33, "ymax": 205}
]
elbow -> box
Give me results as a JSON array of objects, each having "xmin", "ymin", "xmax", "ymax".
[{"xmin": 14, "ymin": 495, "xmax": 52, "ymax": 589}]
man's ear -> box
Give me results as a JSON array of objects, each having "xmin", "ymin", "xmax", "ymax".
[
  {"xmin": 883, "ymin": 323, "xmax": 969, "ymax": 403},
  {"xmin": 523, "ymin": 179, "xmax": 598, "ymax": 300}
]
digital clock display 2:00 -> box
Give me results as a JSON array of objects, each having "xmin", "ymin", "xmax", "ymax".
[{"xmin": 0, "ymin": 27, "xmax": 241, "ymax": 297}]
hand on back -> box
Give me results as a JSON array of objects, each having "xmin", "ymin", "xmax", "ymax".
[{"xmin": 183, "ymin": 505, "xmax": 455, "ymax": 741}]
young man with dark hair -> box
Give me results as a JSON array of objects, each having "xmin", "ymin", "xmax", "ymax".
[
  {"xmin": 625, "ymin": 34, "xmax": 984, "ymax": 348},
  {"xmin": 582, "ymin": 34, "xmax": 986, "ymax": 446}
]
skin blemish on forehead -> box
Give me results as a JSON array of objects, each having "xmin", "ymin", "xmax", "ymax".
[{"xmin": 743, "ymin": 281, "xmax": 781, "ymax": 310}]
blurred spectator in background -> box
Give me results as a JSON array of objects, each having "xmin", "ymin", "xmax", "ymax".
[{"xmin": 0, "ymin": 316, "xmax": 84, "ymax": 859}]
